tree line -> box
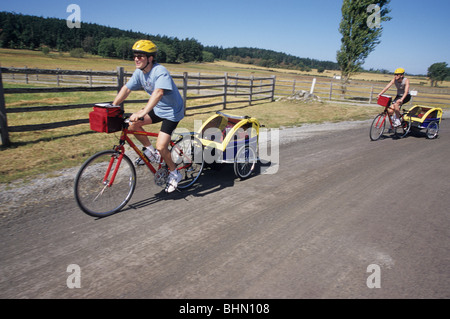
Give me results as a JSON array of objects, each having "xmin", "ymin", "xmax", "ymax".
[
  {"xmin": 0, "ymin": 11, "xmax": 204, "ymax": 63},
  {"xmin": 0, "ymin": 11, "xmax": 338, "ymax": 70},
  {"xmin": 204, "ymin": 46, "xmax": 339, "ymax": 72}
]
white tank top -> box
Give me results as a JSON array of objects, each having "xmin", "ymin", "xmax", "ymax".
[{"xmin": 395, "ymin": 78, "xmax": 408, "ymax": 95}]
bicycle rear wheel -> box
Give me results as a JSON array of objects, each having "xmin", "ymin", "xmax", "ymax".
[
  {"xmin": 171, "ymin": 135, "xmax": 204, "ymax": 189},
  {"xmin": 74, "ymin": 150, "xmax": 136, "ymax": 217},
  {"xmin": 370, "ymin": 114, "xmax": 386, "ymax": 141}
]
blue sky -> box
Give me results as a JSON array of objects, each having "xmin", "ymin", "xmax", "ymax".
[{"xmin": 1, "ymin": 0, "xmax": 449, "ymax": 75}]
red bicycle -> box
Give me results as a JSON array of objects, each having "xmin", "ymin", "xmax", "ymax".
[
  {"xmin": 369, "ymin": 95, "xmax": 411, "ymax": 141},
  {"xmin": 74, "ymin": 116, "xmax": 204, "ymax": 218}
]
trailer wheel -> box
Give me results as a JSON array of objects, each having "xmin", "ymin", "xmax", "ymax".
[{"xmin": 426, "ymin": 121, "xmax": 439, "ymax": 139}]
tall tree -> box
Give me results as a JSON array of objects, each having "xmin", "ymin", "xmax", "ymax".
[{"xmin": 337, "ymin": 0, "xmax": 391, "ymax": 93}]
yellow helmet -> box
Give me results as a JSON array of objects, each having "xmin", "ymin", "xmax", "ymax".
[
  {"xmin": 132, "ymin": 40, "xmax": 158, "ymax": 55},
  {"xmin": 395, "ymin": 68, "xmax": 405, "ymax": 75}
]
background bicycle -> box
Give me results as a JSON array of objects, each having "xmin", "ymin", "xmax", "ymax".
[{"xmin": 370, "ymin": 95, "xmax": 411, "ymax": 141}]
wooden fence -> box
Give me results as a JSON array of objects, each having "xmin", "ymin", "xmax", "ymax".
[
  {"xmin": 276, "ymin": 77, "xmax": 450, "ymax": 107},
  {"xmin": 0, "ymin": 67, "xmax": 275, "ymax": 146}
]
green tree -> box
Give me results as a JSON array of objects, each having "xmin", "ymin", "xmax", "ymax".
[
  {"xmin": 98, "ymin": 38, "xmax": 116, "ymax": 57},
  {"xmin": 337, "ymin": 0, "xmax": 391, "ymax": 93},
  {"xmin": 202, "ymin": 51, "xmax": 215, "ymax": 62},
  {"xmin": 427, "ymin": 62, "xmax": 449, "ymax": 87}
]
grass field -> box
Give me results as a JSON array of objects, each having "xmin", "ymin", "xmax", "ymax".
[{"xmin": 0, "ymin": 48, "xmax": 438, "ymax": 184}]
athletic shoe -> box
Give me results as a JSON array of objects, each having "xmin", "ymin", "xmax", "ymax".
[
  {"xmin": 165, "ymin": 170, "xmax": 182, "ymax": 193},
  {"xmin": 135, "ymin": 147, "xmax": 160, "ymax": 165},
  {"xmin": 393, "ymin": 119, "xmax": 402, "ymax": 128}
]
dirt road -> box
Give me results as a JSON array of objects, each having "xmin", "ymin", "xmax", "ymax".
[{"xmin": 1, "ymin": 118, "xmax": 449, "ymax": 299}]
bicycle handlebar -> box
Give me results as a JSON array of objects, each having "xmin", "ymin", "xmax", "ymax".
[{"xmin": 124, "ymin": 117, "xmax": 145, "ymax": 124}]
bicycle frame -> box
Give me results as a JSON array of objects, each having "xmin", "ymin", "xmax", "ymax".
[
  {"xmin": 75, "ymin": 116, "xmax": 204, "ymax": 217},
  {"xmin": 104, "ymin": 126, "xmax": 182, "ymax": 188},
  {"xmin": 374, "ymin": 107, "xmax": 394, "ymax": 128},
  {"xmin": 118, "ymin": 128, "xmax": 162, "ymax": 173}
]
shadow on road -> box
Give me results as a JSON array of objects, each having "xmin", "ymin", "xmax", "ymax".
[{"xmin": 121, "ymin": 161, "xmax": 272, "ymax": 214}]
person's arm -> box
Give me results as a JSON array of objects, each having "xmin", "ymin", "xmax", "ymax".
[
  {"xmin": 379, "ymin": 79, "xmax": 394, "ymax": 96},
  {"xmin": 130, "ymin": 88, "xmax": 164, "ymax": 121},
  {"xmin": 113, "ymin": 85, "xmax": 132, "ymax": 106}
]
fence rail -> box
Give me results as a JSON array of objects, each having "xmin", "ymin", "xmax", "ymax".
[{"xmin": 0, "ymin": 67, "xmax": 275, "ymax": 146}]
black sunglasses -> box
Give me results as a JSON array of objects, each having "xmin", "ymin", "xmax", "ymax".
[{"xmin": 133, "ymin": 54, "xmax": 147, "ymax": 60}]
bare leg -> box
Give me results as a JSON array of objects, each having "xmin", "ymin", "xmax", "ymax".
[
  {"xmin": 393, "ymin": 101, "xmax": 402, "ymax": 119},
  {"xmin": 128, "ymin": 114, "xmax": 153, "ymax": 148},
  {"xmin": 156, "ymin": 131, "xmax": 177, "ymax": 172}
]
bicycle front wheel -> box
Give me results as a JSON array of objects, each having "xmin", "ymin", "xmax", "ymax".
[
  {"xmin": 74, "ymin": 150, "xmax": 136, "ymax": 218},
  {"xmin": 171, "ymin": 135, "xmax": 204, "ymax": 189},
  {"xmin": 370, "ymin": 114, "xmax": 386, "ymax": 141}
]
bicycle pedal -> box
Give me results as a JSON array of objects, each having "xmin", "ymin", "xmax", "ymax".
[{"xmin": 135, "ymin": 158, "xmax": 145, "ymax": 166}]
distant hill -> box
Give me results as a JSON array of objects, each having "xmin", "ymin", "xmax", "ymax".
[
  {"xmin": 0, "ymin": 11, "xmax": 339, "ymax": 71},
  {"xmin": 205, "ymin": 46, "xmax": 339, "ymax": 72}
]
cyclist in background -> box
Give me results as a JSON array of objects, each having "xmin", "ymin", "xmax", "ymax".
[
  {"xmin": 112, "ymin": 40, "xmax": 184, "ymax": 193},
  {"xmin": 378, "ymin": 68, "xmax": 411, "ymax": 127}
]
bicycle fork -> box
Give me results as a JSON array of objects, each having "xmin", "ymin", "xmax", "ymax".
[
  {"xmin": 102, "ymin": 148, "xmax": 125, "ymax": 188},
  {"xmin": 376, "ymin": 113, "xmax": 388, "ymax": 129}
]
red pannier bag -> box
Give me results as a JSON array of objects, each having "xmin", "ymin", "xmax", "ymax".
[
  {"xmin": 377, "ymin": 95, "xmax": 392, "ymax": 107},
  {"xmin": 89, "ymin": 104, "xmax": 124, "ymax": 133}
]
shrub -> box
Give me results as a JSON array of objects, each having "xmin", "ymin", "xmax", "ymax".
[{"xmin": 70, "ymin": 48, "xmax": 85, "ymax": 58}]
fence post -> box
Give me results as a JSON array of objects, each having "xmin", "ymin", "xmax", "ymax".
[
  {"xmin": 369, "ymin": 85, "xmax": 374, "ymax": 104},
  {"xmin": 249, "ymin": 75, "xmax": 254, "ymax": 106},
  {"xmin": 117, "ymin": 67, "xmax": 125, "ymax": 110},
  {"xmin": 197, "ymin": 72, "xmax": 200, "ymax": 95},
  {"xmin": 329, "ymin": 81, "xmax": 333, "ymax": 100},
  {"xmin": 183, "ymin": 72, "xmax": 188, "ymax": 114},
  {"xmin": 310, "ymin": 78, "xmax": 317, "ymax": 94},
  {"xmin": 271, "ymin": 75, "xmax": 276, "ymax": 101},
  {"xmin": 0, "ymin": 68, "xmax": 10, "ymax": 147},
  {"xmin": 292, "ymin": 79, "xmax": 296, "ymax": 95},
  {"xmin": 223, "ymin": 73, "xmax": 228, "ymax": 110}
]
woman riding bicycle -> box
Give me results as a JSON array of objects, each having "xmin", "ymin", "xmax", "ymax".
[
  {"xmin": 112, "ymin": 40, "xmax": 184, "ymax": 193},
  {"xmin": 378, "ymin": 68, "xmax": 411, "ymax": 127}
]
